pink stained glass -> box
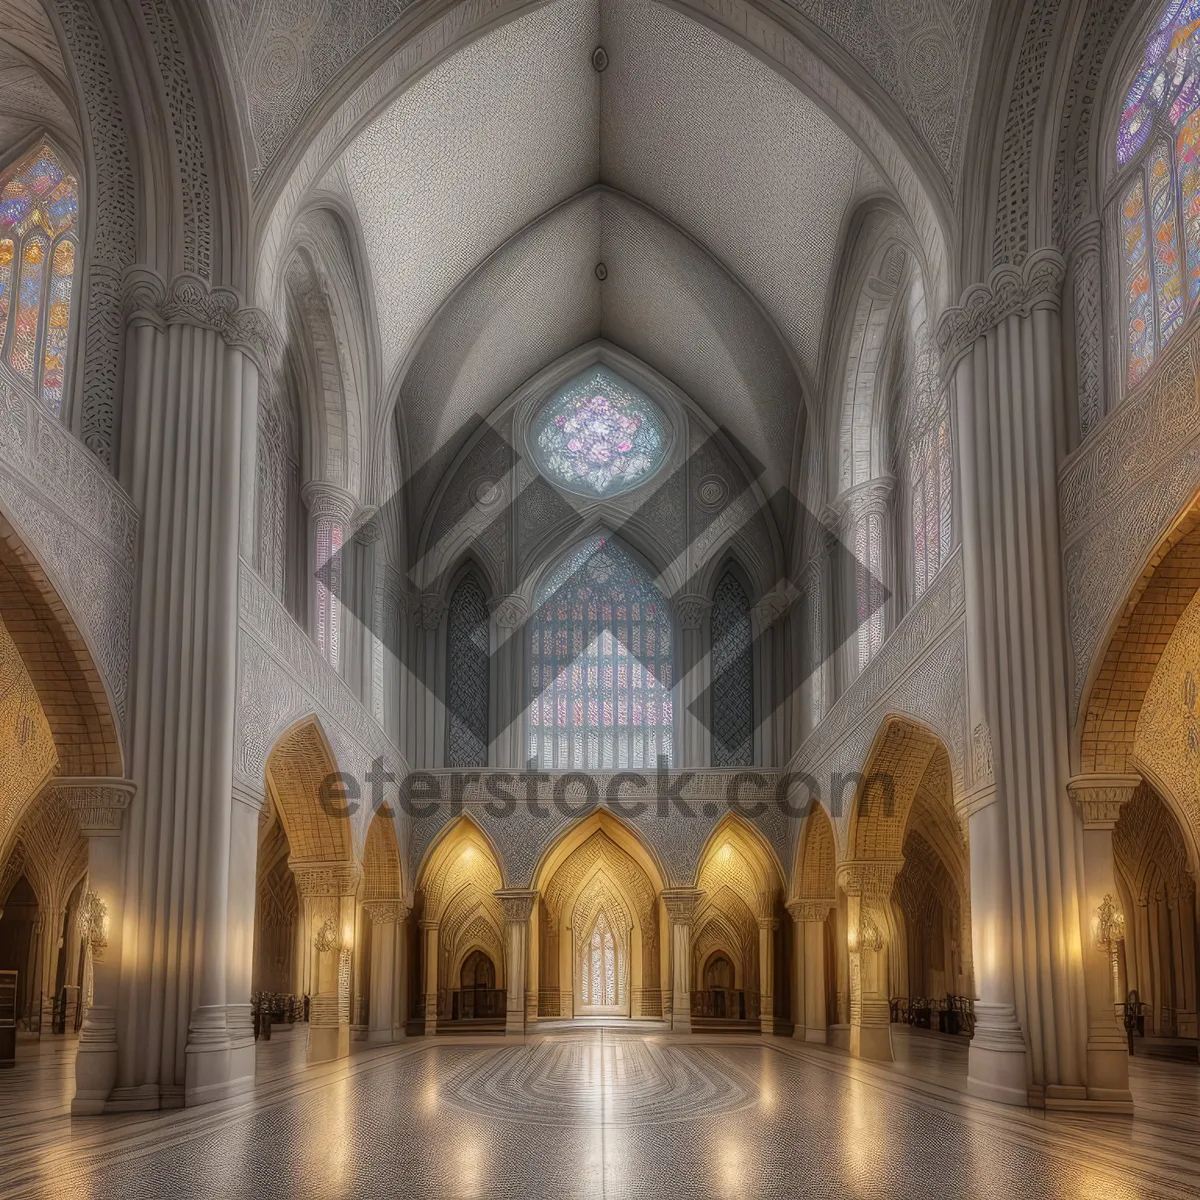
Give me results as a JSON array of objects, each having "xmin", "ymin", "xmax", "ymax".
[
  {"xmin": 1118, "ymin": 0, "xmax": 1200, "ymax": 164},
  {"xmin": 10, "ymin": 233, "xmax": 46, "ymax": 380},
  {"xmin": 1179, "ymin": 108, "xmax": 1200, "ymax": 306},
  {"xmin": 1124, "ymin": 177, "xmax": 1156, "ymax": 387},
  {"xmin": 40, "ymin": 239, "xmax": 73, "ymax": 415},
  {"xmin": 0, "ymin": 239, "xmax": 13, "ymax": 336},
  {"xmin": 1149, "ymin": 143, "xmax": 1185, "ymax": 342}
]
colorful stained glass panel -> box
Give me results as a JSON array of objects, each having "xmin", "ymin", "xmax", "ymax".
[
  {"xmin": 40, "ymin": 239, "xmax": 72, "ymax": 415},
  {"xmin": 10, "ymin": 233, "xmax": 45, "ymax": 381},
  {"xmin": 530, "ymin": 366, "xmax": 668, "ymax": 497},
  {"xmin": 1149, "ymin": 143, "xmax": 1185, "ymax": 342},
  {"xmin": 1124, "ymin": 177, "xmax": 1156, "ymax": 387},
  {"xmin": 1178, "ymin": 108, "xmax": 1200, "ymax": 305}
]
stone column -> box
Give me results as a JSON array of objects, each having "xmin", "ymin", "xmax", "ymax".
[
  {"xmin": 34, "ymin": 908, "xmax": 61, "ymax": 1035},
  {"xmin": 838, "ymin": 861, "xmax": 900, "ymax": 1063},
  {"xmin": 496, "ymin": 890, "xmax": 538, "ymax": 1037},
  {"xmin": 662, "ymin": 889, "xmax": 702, "ymax": 1033},
  {"xmin": 415, "ymin": 595, "xmax": 446, "ymax": 769},
  {"xmin": 672, "ymin": 596, "xmax": 711, "ymax": 767},
  {"xmin": 961, "ymin": 781, "xmax": 1031, "ymax": 1106},
  {"xmin": 291, "ymin": 862, "xmax": 361, "ymax": 1064},
  {"xmin": 938, "ymin": 250, "xmax": 1091, "ymax": 1108},
  {"xmin": 491, "ymin": 595, "xmax": 529, "ymax": 769},
  {"xmin": 787, "ymin": 899, "xmax": 832, "ymax": 1042},
  {"xmin": 757, "ymin": 906, "xmax": 779, "ymax": 1035},
  {"xmin": 1068, "ymin": 774, "xmax": 1141, "ymax": 1111},
  {"xmin": 350, "ymin": 510, "xmax": 382, "ymax": 709},
  {"xmin": 55, "ymin": 779, "xmax": 135, "ymax": 1114},
  {"xmin": 421, "ymin": 919, "xmax": 440, "ymax": 1035},
  {"xmin": 365, "ymin": 899, "xmax": 410, "ymax": 1043},
  {"xmin": 302, "ymin": 482, "xmax": 357, "ymax": 672},
  {"xmin": 751, "ymin": 592, "xmax": 792, "ymax": 767}
]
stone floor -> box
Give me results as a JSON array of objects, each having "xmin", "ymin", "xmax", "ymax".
[{"xmin": 1, "ymin": 1025, "xmax": 1198, "ymax": 1198}]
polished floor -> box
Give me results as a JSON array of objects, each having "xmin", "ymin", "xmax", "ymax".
[{"xmin": 2, "ymin": 1026, "xmax": 1199, "ymax": 1198}]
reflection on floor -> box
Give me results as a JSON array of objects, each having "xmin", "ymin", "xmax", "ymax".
[{"xmin": 2, "ymin": 1024, "xmax": 1198, "ymax": 1198}]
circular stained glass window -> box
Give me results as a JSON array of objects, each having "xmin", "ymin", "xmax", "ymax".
[{"xmin": 529, "ymin": 366, "xmax": 668, "ymax": 497}]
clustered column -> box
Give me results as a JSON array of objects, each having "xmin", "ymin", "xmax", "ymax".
[
  {"xmin": 291, "ymin": 862, "xmax": 362, "ymax": 1064},
  {"xmin": 757, "ymin": 903, "xmax": 779, "ymax": 1035},
  {"xmin": 662, "ymin": 888, "xmax": 702, "ymax": 1033},
  {"xmin": 672, "ymin": 596, "xmax": 711, "ymax": 767},
  {"xmin": 838, "ymin": 861, "xmax": 899, "ymax": 1063},
  {"xmin": 787, "ymin": 899, "xmax": 832, "ymax": 1043},
  {"xmin": 496, "ymin": 889, "xmax": 538, "ymax": 1037},
  {"xmin": 365, "ymin": 899, "xmax": 411, "ymax": 1043},
  {"xmin": 421, "ymin": 918, "xmax": 440, "ymax": 1035}
]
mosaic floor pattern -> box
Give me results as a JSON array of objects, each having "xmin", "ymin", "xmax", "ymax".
[{"xmin": 2, "ymin": 1026, "xmax": 1199, "ymax": 1198}]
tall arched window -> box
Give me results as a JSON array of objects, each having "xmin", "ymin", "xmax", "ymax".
[
  {"xmin": 910, "ymin": 417, "xmax": 952, "ymax": 599},
  {"xmin": 0, "ymin": 141, "xmax": 79, "ymax": 414},
  {"xmin": 581, "ymin": 910, "xmax": 617, "ymax": 1007},
  {"xmin": 529, "ymin": 535, "xmax": 673, "ymax": 769},
  {"xmin": 446, "ymin": 573, "xmax": 490, "ymax": 767},
  {"xmin": 711, "ymin": 571, "xmax": 752, "ymax": 767},
  {"xmin": 1115, "ymin": 2, "xmax": 1200, "ymax": 388}
]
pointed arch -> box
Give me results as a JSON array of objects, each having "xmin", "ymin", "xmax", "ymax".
[
  {"xmin": 695, "ymin": 812, "xmax": 784, "ymax": 909},
  {"xmin": 794, "ymin": 802, "xmax": 837, "ymax": 902},
  {"xmin": 362, "ymin": 808, "xmax": 403, "ymax": 901},
  {"xmin": 264, "ymin": 715, "xmax": 352, "ymax": 864}
]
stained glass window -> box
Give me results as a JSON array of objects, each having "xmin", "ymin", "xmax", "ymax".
[
  {"xmin": 0, "ymin": 141, "xmax": 78, "ymax": 414},
  {"xmin": 528, "ymin": 535, "xmax": 674, "ymax": 769},
  {"xmin": 1179, "ymin": 109, "xmax": 1200, "ymax": 303},
  {"xmin": 446, "ymin": 573, "xmax": 490, "ymax": 767},
  {"xmin": 530, "ymin": 366, "xmax": 668, "ymax": 497},
  {"xmin": 711, "ymin": 571, "xmax": 752, "ymax": 767},
  {"xmin": 583, "ymin": 911, "xmax": 617, "ymax": 1006},
  {"xmin": 1124, "ymin": 177, "xmax": 1156, "ymax": 388},
  {"xmin": 910, "ymin": 417, "xmax": 953, "ymax": 600},
  {"xmin": 1150, "ymin": 143, "xmax": 1185, "ymax": 343},
  {"xmin": 855, "ymin": 513, "xmax": 885, "ymax": 672}
]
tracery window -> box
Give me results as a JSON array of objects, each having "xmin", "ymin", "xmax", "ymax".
[
  {"xmin": 529, "ymin": 366, "xmax": 668, "ymax": 498},
  {"xmin": 910, "ymin": 416, "xmax": 952, "ymax": 599},
  {"xmin": 529, "ymin": 535, "xmax": 674, "ymax": 770},
  {"xmin": 581, "ymin": 910, "xmax": 618, "ymax": 1007},
  {"xmin": 446, "ymin": 573, "xmax": 490, "ymax": 767},
  {"xmin": 710, "ymin": 571, "xmax": 752, "ymax": 767},
  {"xmin": 0, "ymin": 141, "xmax": 79, "ymax": 414},
  {"xmin": 1115, "ymin": 1, "xmax": 1200, "ymax": 387},
  {"xmin": 854, "ymin": 513, "xmax": 885, "ymax": 672}
]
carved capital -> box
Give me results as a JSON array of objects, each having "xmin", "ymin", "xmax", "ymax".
[
  {"xmin": 1067, "ymin": 774, "xmax": 1141, "ymax": 830},
  {"xmin": 495, "ymin": 888, "xmax": 538, "ymax": 923},
  {"xmin": 491, "ymin": 594, "xmax": 529, "ymax": 629},
  {"xmin": 364, "ymin": 898, "xmax": 410, "ymax": 925},
  {"xmin": 52, "ymin": 777, "xmax": 136, "ymax": 838},
  {"xmin": 671, "ymin": 594, "xmax": 711, "ymax": 631},
  {"xmin": 787, "ymin": 898, "xmax": 834, "ymax": 924},
  {"xmin": 831, "ymin": 477, "xmax": 895, "ymax": 527},
  {"xmin": 852, "ymin": 911, "xmax": 884, "ymax": 954},
  {"xmin": 661, "ymin": 887, "xmax": 703, "ymax": 924},
  {"xmin": 353, "ymin": 506, "xmax": 381, "ymax": 545},
  {"xmin": 936, "ymin": 248, "xmax": 1066, "ymax": 374},
  {"xmin": 301, "ymin": 481, "xmax": 357, "ymax": 525},
  {"xmin": 756, "ymin": 915, "xmax": 780, "ymax": 932},
  {"xmin": 290, "ymin": 860, "xmax": 362, "ymax": 898},
  {"xmin": 752, "ymin": 589, "xmax": 794, "ymax": 630},
  {"xmin": 836, "ymin": 859, "xmax": 902, "ymax": 902},
  {"xmin": 418, "ymin": 593, "xmax": 446, "ymax": 632}
]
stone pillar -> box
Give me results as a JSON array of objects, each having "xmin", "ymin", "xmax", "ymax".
[
  {"xmin": 56, "ymin": 779, "xmax": 135, "ymax": 1114},
  {"xmin": 291, "ymin": 862, "xmax": 361, "ymax": 1064},
  {"xmin": 34, "ymin": 909, "xmax": 61, "ymax": 1035},
  {"xmin": 672, "ymin": 596, "xmax": 711, "ymax": 767},
  {"xmin": 496, "ymin": 890, "xmax": 538, "ymax": 1037},
  {"xmin": 938, "ymin": 250, "xmax": 1091, "ymax": 1108},
  {"xmin": 751, "ymin": 593, "xmax": 792, "ymax": 767},
  {"xmin": 962, "ymin": 781, "xmax": 1031, "ymax": 1106},
  {"xmin": 350, "ymin": 901, "xmax": 369, "ymax": 1041},
  {"xmin": 415, "ymin": 595, "xmax": 446, "ymax": 769},
  {"xmin": 757, "ymin": 909, "xmax": 779, "ymax": 1035},
  {"xmin": 491, "ymin": 595, "xmax": 529, "ymax": 769},
  {"xmin": 662, "ymin": 889, "xmax": 702, "ymax": 1033},
  {"xmin": 787, "ymin": 899, "xmax": 832, "ymax": 1042},
  {"xmin": 838, "ymin": 861, "xmax": 899, "ymax": 1063},
  {"xmin": 302, "ymin": 482, "xmax": 357, "ymax": 672},
  {"xmin": 350, "ymin": 510, "xmax": 382, "ymax": 709},
  {"xmin": 421, "ymin": 919, "xmax": 440, "ymax": 1035},
  {"xmin": 1069, "ymin": 774, "xmax": 1140, "ymax": 1111},
  {"xmin": 365, "ymin": 900, "xmax": 410, "ymax": 1044}
]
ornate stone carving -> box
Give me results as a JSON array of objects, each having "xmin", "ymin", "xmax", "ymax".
[
  {"xmin": 854, "ymin": 911, "xmax": 884, "ymax": 954},
  {"xmin": 836, "ymin": 859, "xmax": 903, "ymax": 901},
  {"xmin": 1067, "ymin": 774, "xmax": 1141, "ymax": 830},
  {"xmin": 752, "ymin": 590, "xmax": 793, "ymax": 630},
  {"xmin": 290, "ymin": 860, "xmax": 362, "ymax": 897},
  {"xmin": 363, "ymin": 899, "xmax": 410, "ymax": 925},
  {"xmin": 786, "ymin": 898, "xmax": 833, "ymax": 924},
  {"xmin": 936, "ymin": 249, "xmax": 1067, "ymax": 372},
  {"xmin": 79, "ymin": 889, "xmax": 108, "ymax": 952},
  {"xmin": 314, "ymin": 916, "xmax": 340, "ymax": 953},
  {"xmin": 300, "ymin": 481, "xmax": 357, "ymax": 524},
  {"xmin": 54, "ymin": 777, "xmax": 136, "ymax": 837},
  {"xmin": 830, "ymin": 477, "xmax": 895, "ymax": 527},
  {"xmin": 490, "ymin": 594, "xmax": 529, "ymax": 630},
  {"xmin": 352, "ymin": 507, "xmax": 381, "ymax": 545},
  {"xmin": 671, "ymin": 594, "xmax": 711, "ymax": 631},
  {"xmin": 661, "ymin": 888, "xmax": 702, "ymax": 923},
  {"xmin": 123, "ymin": 269, "xmax": 280, "ymax": 373},
  {"xmin": 972, "ymin": 720, "xmax": 994, "ymax": 786},
  {"xmin": 418, "ymin": 593, "xmax": 446, "ymax": 633},
  {"xmin": 495, "ymin": 888, "xmax": 538, "ymax": 923}
]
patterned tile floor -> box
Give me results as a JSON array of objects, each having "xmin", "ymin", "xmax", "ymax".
[{"xmin": 1, "ymin": 1025, "xmax": 1198, "ymax": 1198}]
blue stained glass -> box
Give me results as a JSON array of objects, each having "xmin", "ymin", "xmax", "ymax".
[{"xmin": 530, "ymin": 366, "xmax": 668, "ymax": 497}]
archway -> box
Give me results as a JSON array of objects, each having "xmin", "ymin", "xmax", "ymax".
[
  {"xmin": 790, "ymin": 802, "xmax": 838, "ymax": 1044},
  {"xmin": 693, "ymin": 815, "xmax": 785, "ymax": 1032},
  {"xmin": 533, "ymin": 811, "xmax": 665, "ymax": 1021},
  {"xmin": 842, "ymin": 717, "xmax": 972, "ymax": 1063},
  {"xmin": 414, "ymin": 817, "xmax": 505, "ymax": 1032}
]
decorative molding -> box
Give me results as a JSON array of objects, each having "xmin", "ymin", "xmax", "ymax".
[
  {"xmin": 936, "ymin": 249, "xmax": 1066, "ymax": 372},
  {"xmin": 836, "ymin": 859, "xmax": 903, "ymax": 901},
  {"xmin": 363, "ymin": 898, "xmax": 410, "ymax": 925},
  {"xmin": 670, "ymin": 594, "xmax": 711, "ymax": 631},
  {"xmin": 123, "ymin": 269, "xmax": 280, "ymax": 373},
  {"xmin": 52, "ymin": 776, "xmax": 136, "ymax": 837},
  {"xmin": 661, "ymin": 887, "xmax": 702, "ymax": 923},
  {"xmin": 300, "ymin": 480, "xmax": 357, "ymax": 523},
  {"xmin": 829, "ymin": 476, "xmax": 895, "ymax": 527},
  {"xmin": 0, "ymin": 367, "xmax": 137, "ymax": 730},
  {"xmin": 1067, "ymin": 773, "xmax": 1141, "ymax": 830},
  {"xmin": 490, "ymin": 593, "xmax": 529, "ymax": 630},
  {"xmin": 494, "ymin": 888, "xmax": 538, "ymax": 923},
  {"xmin": 786, "ymin": 898, "xmax": 833, "ymax": 924},
  {"xmin": 971, "ymin": 720, "xmax": 994, "ymax": 787},
  {"xmin": 291, "ymin": 860, "xmax": 362, "ymax": 897}
]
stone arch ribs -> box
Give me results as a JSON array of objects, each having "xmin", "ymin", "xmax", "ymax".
[{"xmin": 265, "ymin": 715, "xmax": 353, "ymax": 865}]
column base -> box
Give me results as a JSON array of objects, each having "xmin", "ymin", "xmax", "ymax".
[
  {"xmin": 827, "ymin": 1023, "xmax": 850, "ymax": 1051},
  {"xmin": 967, "ymin": 1002, "xmax": 1029, "ymax": 1107},
  {"xmin": 760, "ymin": 1014, "xmax": 776, "ymax": 1036},
  {"xmin": 803, "ymin": 1026, "xmax": 828, "ymax": 1044},
  {"xmin": 849, "ymin": 1021, "xmax": 893, "ymax": 1062},
  {"xmin": 367, "ymin": 1027, "xmax": 396, "ymax": 1044},
  {"xmin": 308, "ymin": 1022, "xmax": 350, "ymax": 1063},
  {"xmin": 185, "ymin": 1004, "xmax": 254, "ymax": 1105},
  {"xmin": 1085, "ymin": 1037, "xmax": 1133, "ymax": 1109},
  {"xmin": 350, "ymin": 1024, "xmax": 368, "ymax": 1042}
]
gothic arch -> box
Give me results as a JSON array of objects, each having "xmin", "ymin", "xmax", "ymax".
[
  {"xmin": 264, "ymin": 714, "xmax": 352, "ymax": 864},
  {"xmin": 362, "ymin": 807, "xmax": 403, "ymax": 902},
  {"xmin": 794, "ymin": 802, "xmax": 837, "ymax": 903}
]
